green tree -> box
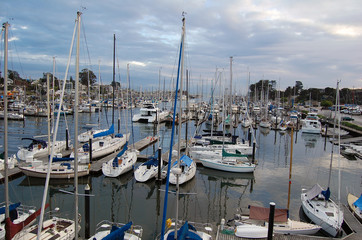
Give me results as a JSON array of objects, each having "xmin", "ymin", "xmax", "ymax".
[
  {"xmin": 321, "ymin": 100, "xmax": 333, "ymax": 108},
  {"xmin": 79, "ymin": 68, "xmax": 96, "ymax": 87}
]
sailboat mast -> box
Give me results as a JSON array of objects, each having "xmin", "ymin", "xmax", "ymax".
[
  {"xmin": 229, "ymin": 56, "xmax": 232, "ymax": 115},
  {"xmin": 112, "ymin": 34, "xmax": 116, "ymax": 126},
  {"xmin": 287, "ymin": 127, "xmax": 294, "ymax": 210},
  {"xmin": 175, "ymin": 16, "xmax": 185, "ymax": 239},
  {"xmin": 3, "ymin": 21, "xmax": 10, "ymax": 224},
  {"xmin": 73, "ymin": 11, "xmax": 81, "ymax": 240}
]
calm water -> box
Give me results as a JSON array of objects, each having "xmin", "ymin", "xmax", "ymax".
[{"xmin": 1, "ymin": 109, "xmax": 362, "ymax": 239}]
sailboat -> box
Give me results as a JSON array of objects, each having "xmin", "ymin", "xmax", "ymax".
[
  {"xmin": 160, "ymin": 15, "xmax": 213, "ymax": 240},
  {"xmin": 300, "ymin": 81, "xmax": 343, "ymax": 237},
  {"xmin": 134, "ymin": 149, "xmax": 160, "ymax": 182},
  {"xmin": 102, "ymin": 51, "xmax": 138, "ymax": 178}
]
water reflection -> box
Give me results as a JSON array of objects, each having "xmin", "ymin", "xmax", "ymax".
[{"xmin": 301, "ymin": 133, "xmax": 319, "ymax": 148}]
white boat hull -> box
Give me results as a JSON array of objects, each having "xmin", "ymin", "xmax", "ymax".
[
  {"xmin": 19, "ymin": 163, "xmax": 89, "ymax": 179},
  {"xmin": 134, "ymin": 164, "xmax": 158, "ymax": 182},
  {"xmin": 199, "ymin": 158, "xmax": 255, "ymax": 173}
]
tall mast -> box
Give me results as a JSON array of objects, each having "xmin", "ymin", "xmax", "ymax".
[
  {"xmin": 3, "ymin": 21, "xmax": 10, "ymax": 227},
  {"xmin": 73, "ymin": 11, "xmax": 81, "ymax": 240},
  {"xmin": 175, "ymin": 16, "xmax": 185, "ymax": 239},
  {"xmin": 229, "ymin": 56, "xmax": 233, "ymax": 115},
  {"xmin": 112, "ymin": 34, "xmax": 115, "ymax": 126}
]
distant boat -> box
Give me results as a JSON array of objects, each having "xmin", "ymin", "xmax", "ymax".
[
  {"xmin": 132, "ymin": 102, "xmax": 168, "ymax": 123},
  {"xmin": 301, "ymin": 112, "xmax": 321, "ymax": 134}
]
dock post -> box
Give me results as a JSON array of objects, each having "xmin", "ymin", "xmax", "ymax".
[
  {"xmin": 267, "ymin": 202, "xmax": 275, "ymax": 240},
  {"xmin": 89, "ymin": 139, "xmax": 92, "ymax": 164},
  {"xmin": 252, "ymin": 141, "xmax": 256, "ymax": 163},
  {"xmin": 84, "ymin": 184, "xmax": 90, "ymax": 239},
  {"xmin": 248, "ymin": 128, "xmax": 251, "ymax": 146},
  {"xmin": 157, "ymin": 147, "xmax": 162, "ymax": 181},
  {"xmin": 65, "ymin": 129, "xmax": 69, "ymax": 150}
]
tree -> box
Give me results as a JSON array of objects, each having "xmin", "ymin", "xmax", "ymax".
[
  {"xmin": 8, "ymin": 70, "xmax": 21, "ymax": 80},
  {"xmin": 321, "ymin": 100, "xmax": 333, "ymax": 108},
  {"xmin": 79, "ymin": 68, "xmax": 97, "ymax": 87},
  {"xmin": 295, "ymin": 81, "xmax": 303, "ymax": 94}
]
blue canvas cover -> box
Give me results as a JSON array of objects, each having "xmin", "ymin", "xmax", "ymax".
[
  {"xmin": 353, "ymin": 194, "xmax": 362, "ymax": 209},
  {"xmin": 166, "ymin": 221, "xmax": 202, "ymax": 240},
  {"xmin": 144, "ymin": 151, "xmax": 159, "ymax": 166},
  {"xmin": 93, "ymin": 124, "xmax": 114, "ymax": 138},
  {"xmin": 102, "ymin": 221, "xmax": 133, "ymax": 240},
  {"xmin": 0, "ymin": 202, "xmax": 20, "ymax": 214},
  {"xmin": 322, "ymin": 187, "xmax": 331, "ymax": 201},
  {"xmin": 22, "ymin": 138, "xmax": 47, "ymax": 149},
  {"xmin": 48, "ymin": 156, "xmax": 74, "ymax": 162},
  {"xmin": 112, "ymin": 142, "xmax": 128, "ymax": 167}
]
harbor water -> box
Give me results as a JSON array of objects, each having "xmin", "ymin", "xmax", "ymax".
[{"xmin": 1, "ymin": 108, "xmax": 361, "ymax": 239}]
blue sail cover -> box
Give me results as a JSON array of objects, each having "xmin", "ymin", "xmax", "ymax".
[
  {"xmin": 0, "ymin": 202, "xmax": 20, "ymax": 214},
  {"xmin": 172, "ymin": 155, "xmax": 193, "ymax": 167},
  {"xmin": 51, "ymin": 157, "xmax": 75, "ymax": 162},
  {"xmin": 103, "ymin": 221, "xmax": 133, "ymax": 240},
  {"xmin": 112, "ymin": 142, "xmax": 128, "ymax": 167},
  {"xmin": 144, "ymin": 151, "xmax": 159, "ymax": 166},
  {"xmin": 353, "ymin": 194, "xmax": 362, "ymax": 209},
  {"xmin": 93, "ymin": 124, "xmax": 114, "ymax": 138},
  {"xmin": 166, "ymin": 221, "xmax": 202, "ymax": 240},
  {"xmin": 322, "ymin": 187, "xmax": 331, "ymax": 201}
]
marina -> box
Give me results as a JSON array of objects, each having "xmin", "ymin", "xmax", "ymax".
[{"xmin": 1, "ymin": 108, "xmax": 362, "ymax": 239}]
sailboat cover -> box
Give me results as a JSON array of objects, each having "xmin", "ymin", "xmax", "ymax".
[
  {"xmin": 353, "ymin": 194, "xmax": 362, "ymax": 209},
  {"xmin": 103, "ymin": 221, "xmax": 132, "ymax": 240},
  {"xmin": 249, "ymin": 205, "xmax": 288, "ymax": 222},
  {"xmin": 0, "ymin": 202, "xmax": 20, "ymax": 214},
  {"xmin": 112, "ymin": 142, "xmax": 128, "ymax": 167},
  {"xmin": 93, "ymin": 124, "xmax": 114, "ymax": 138},
  {"xmin": 305, "ymin": 184, "xmax": 330, "ymax": 201},
  {"xmin": 21, "ymin": 138, "xmax": 47, "ymax": 148},
  {"xmin": 144, "ymin": 151, "xmax": 159, "ymax": 166},
  {"xmin": 173, "ymin": 155, "xmax": 193, "ymax": 167},
  {"xmin": 166, "ymin": 221, "xmax": 202, "ymax": 240}
]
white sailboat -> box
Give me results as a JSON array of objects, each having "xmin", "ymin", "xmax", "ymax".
[
  {"xmin": 168, "ymin": 155, "xmax": 196, "ymax": 185},
  {"xmin": 300, "ymin": 81, "xmax": 343, "ymax": 237},
  {"xmin": 102, "ymin": 142, "xmax": 138, "ymax": 177},
  {"xmin": 134, "ymin": 151, "xmax": 160, "ymax": 182}
]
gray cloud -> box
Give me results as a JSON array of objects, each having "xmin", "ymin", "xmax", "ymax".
[{"xmin": 1, "ymin": 0, "xmax": 361, "ymax": 93}]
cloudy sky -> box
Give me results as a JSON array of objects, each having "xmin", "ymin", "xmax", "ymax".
[{"xmin": 1, "ymin": 0, "xmax": 361, "ymax": 95}]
